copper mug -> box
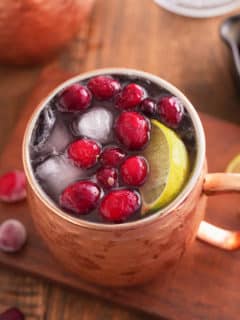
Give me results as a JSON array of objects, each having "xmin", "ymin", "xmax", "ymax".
[{"xmin": 22, "ymin": 69, "xmax": 240, "ymax": 287}]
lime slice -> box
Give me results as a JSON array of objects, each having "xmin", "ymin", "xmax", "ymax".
[
  {"xmin": 226, "ymin": 154, "xmax": 240, "ymax": 173},
  {"xmin": 140, "ymin": 119, "xmax": 190, "ymax": 215}
]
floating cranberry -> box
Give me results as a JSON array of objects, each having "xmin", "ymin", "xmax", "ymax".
[
  {"xmin": 0, "ymin": 307, "xmax": 25, "ymax": 320},
  {"xmin": 60, "ymin": 181, "xmax": 101, "ymax": 215},
  {"xmin": 120, "ymin": 156, "xmax": 148, "ymax": 187},
  {"xmin": 68, "ymin": 139, "xmax": 101, "ymax": 169},
  {"xmin": 100, "ymin": 147, "xmax": 126, "ymax": 167},
  {"xmin": 96, "ymin": 167, "xmax": 118, "ymax": 189},
  {"xmin": 116, "ymin": 83, "xmax": 145, "ymax": 109},
  {"xmin": 0, "ymin": 219, "xmax": 27, "ymax": 253},
  {"xmin": 114, "ymin": 111, "xmax": 150, "ymax": 150},
  {"xmin": 157, "ymin": 96, "xmax": 183, "ymax": 127},
  {"xmin": 0, "ymin": 171, "xmax": 26, "ymax": 203},
  {"xmin": 87, "ymin": 76, "xmax": 121, "ymax": 100},
  {"xmin": 57, "ymin": 84, "xmax": 92, "ymax": 112},
  {"xmin": 100, "ymin": 189, "xmax": 141, "ymax": 222},
  {"xmin": 140, "ymin": 98, "xmax": 157, "ymax": 116}
]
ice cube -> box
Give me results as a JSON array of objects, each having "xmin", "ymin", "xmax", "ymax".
[
  {"xmin": 73, "ymin": 107, "xmax": 114, "ymax": 144},
  {"xmin": 35, "ymin": 155, "xmax": 85, "ymax": 198},
  {"xmin": 32, "ymin": 115, "xmax": 72, "ymax": 156},
  {"xmin": 32, "ymin": 104, "xmax": 56, "ymax": 150},
  {"xmin": 43, "ymin": 118, "xmax": 72, "ymax": 154}
]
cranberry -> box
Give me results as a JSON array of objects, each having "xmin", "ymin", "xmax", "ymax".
[
  {"xmin": 100, "ymin": 189, "xmax": 141, "ymax": 222},
  {"xmin": 0, "ymin": 170, "xmax": 26, "ymax": 203},
  {"xmin": 68, "ymin": 138, "xmax": 101, "ymax": 169},
  {"xmin": 120, "ymin": 156, "xmax": 148, "ymax": 187},
  {"xmin": 0, "ymin": 307, "xmax": 25, "ymax": 320},
  {"xmin": 0, "ymin": 219, "xmax": 27, "ymax": 253},
  {"xmin": 57, "ymin": 84, "xmax": 92, "ymax": 112},
  {"xmin": 114, "ymin": 111, "xmax": 150, "ymax": 150},
  {"xmin": 157, "ymin": 96, "xmax": 183, "ymax": 127},
  {"xmin": 96, "ymin": 167, "xmax": 118, "ymax": 189},
  {"xmin": 60, "ymin": 181, "xmax": 101, "ymax": 215},
  {"xmin": 116, "ymin": 83, "xmax": 145, "ymax": 109},
  {"xmin": 140, "ymin": 98, "xmax": 157, "ymax": 116},
  {"xmin": 87, "ymin": 76, "xmax": 120, "ymax": 100},
  {"xmin": 100, "ymin": 147, "xmax": 126, "ymax": 167}
]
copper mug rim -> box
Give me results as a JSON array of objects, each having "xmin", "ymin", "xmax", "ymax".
[{"xmin": 22, "ymin": 68, "xmax": 206, "ymax": 231}]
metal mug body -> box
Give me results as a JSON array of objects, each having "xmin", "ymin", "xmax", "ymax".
[{"xmin": 23, "ymin": 69, "xmax": 207, "ymax": 286}]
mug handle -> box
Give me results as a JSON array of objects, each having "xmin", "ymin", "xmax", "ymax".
[{"xmin": 197, "ymin": 173, "xmax": 240, "ymax": 250}]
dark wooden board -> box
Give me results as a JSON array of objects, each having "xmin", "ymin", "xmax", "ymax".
[{"xmin": 0, "ymin": 67, "xmax": 240, "ymax": 320}]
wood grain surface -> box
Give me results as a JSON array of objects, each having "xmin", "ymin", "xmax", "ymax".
[
  {"xmin": 0, "ymin": 0, "xmax": 240, "ymax": 319},
  {"xmin": 1, "ymin": 70, "xmax": 240, "ymax": 319}
]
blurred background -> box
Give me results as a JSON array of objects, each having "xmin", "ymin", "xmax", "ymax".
[{"xmin": 0, "ymin": 0, "xmax": 240, "ymax": 319}]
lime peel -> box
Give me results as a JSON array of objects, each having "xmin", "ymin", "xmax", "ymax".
[
  {"xmin": 226, "ymin": 154, "xmax": 240, "ymax": 173},
  {"xmin": 140, "ymin": 120, "xmax": 190, "ymax": 215}
]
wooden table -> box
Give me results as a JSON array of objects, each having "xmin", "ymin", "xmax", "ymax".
[{"xmin": 0, "ymin": 1, "xmax": 240, "ymax": 319}]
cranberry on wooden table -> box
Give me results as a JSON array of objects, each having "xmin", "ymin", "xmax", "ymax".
[
  {"xmin": 0, "ymin": 170, "xmax": 26, "ymax": 203},
  {"xmin": 0, "ymin": 307, "xmax": 24, "ymax": 320},
  {"xmin": 0, "ymin": 219, "xmax": 27, "ymax": 253}
]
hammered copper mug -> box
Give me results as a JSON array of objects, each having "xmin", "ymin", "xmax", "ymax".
[{"xmin": 22, "ymin": 69, "xmax": 240, "ymax": 287}]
